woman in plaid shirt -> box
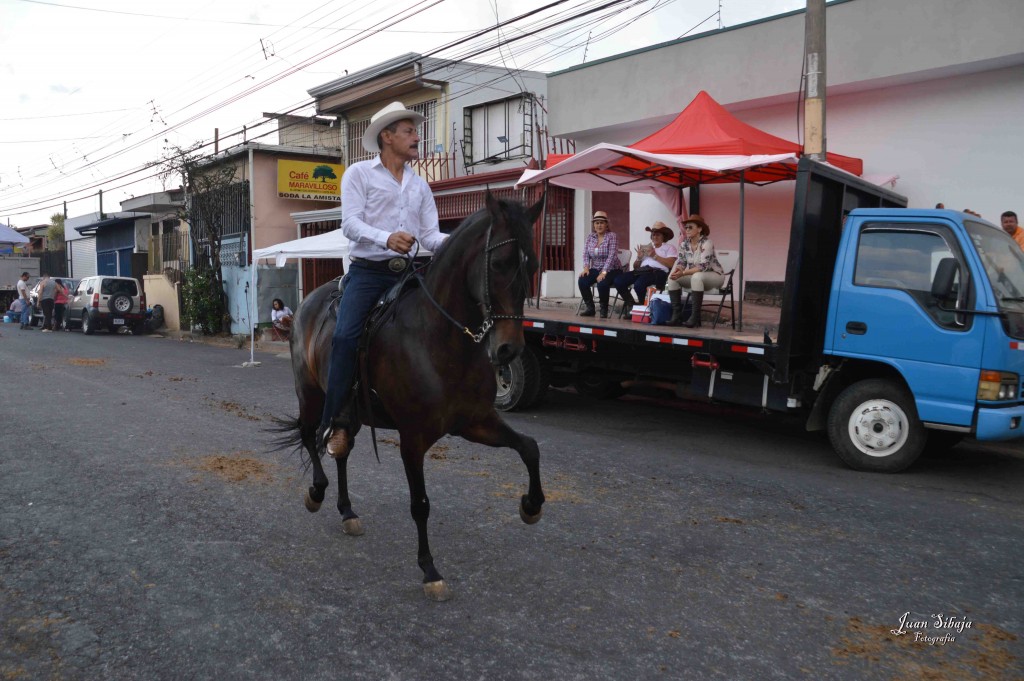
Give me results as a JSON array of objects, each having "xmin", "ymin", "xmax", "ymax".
[{"xmin": 578, "ymin": 210, "xmax": 623, "ymax": 318}]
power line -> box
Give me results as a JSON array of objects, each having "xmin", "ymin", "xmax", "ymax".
[{"xmin": 1, "ymin": 0, "xmax": 678, "ymax": 218}]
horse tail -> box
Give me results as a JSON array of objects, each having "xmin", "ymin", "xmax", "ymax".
[{"xmin": 264, "ymin": 415, "xmax": 316, "ymax": 469}]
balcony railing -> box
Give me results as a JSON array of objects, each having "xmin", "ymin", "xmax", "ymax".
[{"xmin": 412, "ymin": 153, "xmax": 457, "ymax": 184}]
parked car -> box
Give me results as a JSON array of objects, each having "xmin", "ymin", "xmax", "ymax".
[
  {"xmin": 66, "ymin": 276, "xmax": 147, "ymax": 335},
  {"xmin": 28, "ymin": 277, "xmax": 79, "ymax": 328}
]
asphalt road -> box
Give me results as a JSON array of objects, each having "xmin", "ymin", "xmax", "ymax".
[{"xmin": 2, "ymin": 326, "xmax": 1023, "ymax": 680}]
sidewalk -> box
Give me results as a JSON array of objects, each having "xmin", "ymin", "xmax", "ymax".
[{"xmin": 156, "ymin": 328, "xmax": 290, "ymax": 354}]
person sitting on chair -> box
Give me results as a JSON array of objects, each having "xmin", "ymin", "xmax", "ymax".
[
  {"xmin": 665, "ymin": 214, "xmax": 725, "ymax": 328},
  {"xmin": 318, "ymin": 101, "xmax": 449, "ymax": 458},
  {"xmin": 578, "ymin": 210, "xmax": 622, "ymax": 318},
  {"xmin": 271, "ymin": 298, "xmax": 293, "ymax": 336},
  {"xmin": 612, "ymin": 221, "xmax": 677, "ymax": 315}
]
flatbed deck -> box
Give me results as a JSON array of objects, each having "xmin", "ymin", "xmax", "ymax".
[{"xmin": 524, "ymin": 297, "xmax": 782, "ymax": 345}]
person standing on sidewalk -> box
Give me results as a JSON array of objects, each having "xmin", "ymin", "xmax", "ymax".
[
  {"xmin": 16, "ymin": 272, "xmax": 33, "ymax": 330},
  {"xmin": 318, "ymin": 101, "xmax": 448, "ymax": 457}
]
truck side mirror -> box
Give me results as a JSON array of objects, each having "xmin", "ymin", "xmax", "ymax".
[{"xmin": 931, "ymin": 258, "xmax": 958, "ymax": 303}]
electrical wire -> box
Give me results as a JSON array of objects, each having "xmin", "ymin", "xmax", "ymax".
[{"xmin": 2, "ymin": 0, "xmax": 683, "ymax": 218}]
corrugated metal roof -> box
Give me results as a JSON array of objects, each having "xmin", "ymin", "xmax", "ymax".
[{"xmin": 308, "ymin": 53, "xmax": 423, "ymax": 98}]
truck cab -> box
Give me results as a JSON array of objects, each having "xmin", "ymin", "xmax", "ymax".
[{"xmin": 823, "ymin": 209, "xmax": 1024, "ymax": 470}]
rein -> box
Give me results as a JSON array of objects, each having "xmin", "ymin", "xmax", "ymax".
[{"xmin": 416, "ymin": 223, "xmax": 524, "ymax": 343}]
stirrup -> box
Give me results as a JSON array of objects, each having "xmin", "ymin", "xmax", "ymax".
[{"xmin": 317, "ymin": 423, "xmax": 350, "ymax": 458}]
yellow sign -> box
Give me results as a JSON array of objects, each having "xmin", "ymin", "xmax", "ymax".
[{"xmin": 277, "ymin": 160, "xmax": 343, "ymax": 201}]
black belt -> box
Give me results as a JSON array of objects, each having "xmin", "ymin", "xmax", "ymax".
[{"xmin": 350, "ymin": 256, "xmax": 409, "ymax": 273}]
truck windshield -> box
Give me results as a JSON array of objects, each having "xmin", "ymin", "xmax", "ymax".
[{"xmin": 966, "ymin": 220, "xmax": 1024, "ymax": 339}]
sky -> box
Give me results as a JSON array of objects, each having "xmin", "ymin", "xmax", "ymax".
[{"xmin": 0, "ymin": 0, "xmax": 805, "ymax": 228}]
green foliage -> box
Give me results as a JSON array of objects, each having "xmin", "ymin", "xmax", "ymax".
[
  {"xmin": 46, "ymin": 213, "xmax": 65, "ymax": 251},
  {"xmin": 181, "ymin": 267, "xmax": 225, "ymax": 335}
]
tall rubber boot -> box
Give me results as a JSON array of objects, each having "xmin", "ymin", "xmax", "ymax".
[
  {"xmin": 668, "ymin": 289, "xmax": 685, "ymax": 326},
  {"xmin": 683, "ymin": 291, "xmax": 703, "ymax": 328},
  {"xmin": 579, "ymin": 283, "xmax": 596, "ymax": 316}
]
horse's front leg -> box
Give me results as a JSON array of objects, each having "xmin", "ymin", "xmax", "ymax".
[
  {"xmin": 460, "ymin": 410, "xmax": 544, "ymax": 524},
  {"xmin": 400, "ymin": 443, "xmax": 451, "ymax": 601},
  {"xmin": 335, "ymin": 453, "xmax": 363, "ymax": 536}
]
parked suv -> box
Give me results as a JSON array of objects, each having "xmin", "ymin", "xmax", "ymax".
[{"xmin": 67, "ymin": 276, "xmax": 146, "ymax": 335}]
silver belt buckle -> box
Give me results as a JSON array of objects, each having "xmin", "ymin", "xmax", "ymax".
[{"xmin": 387, "ymin": 257, "xmax": 408, "ymax": 273}]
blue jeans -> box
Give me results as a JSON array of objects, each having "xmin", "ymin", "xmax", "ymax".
[
  {"xmin": 613, "ymin": 268, "xmax": 669, "ymax": 302},
  {"xmin": 320, "ymin": 263, "xmax": 402, "ymax": 430},
  {"xmin": 578, "ymin": 268, "xmax": 621, "ymax": 308},
  {"xmin": 19, "ymin": 300, "xmax": 31, "ymax": 326}
]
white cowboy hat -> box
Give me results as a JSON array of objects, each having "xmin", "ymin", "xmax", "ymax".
[{"xmin": 362, "ymin": 101, "xmax": 424, "ymax": 154}]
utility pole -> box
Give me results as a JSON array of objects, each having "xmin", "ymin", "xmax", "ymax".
[{"xmin": 803, "ymin": 0, "xmax": 827, "ymax": 160}]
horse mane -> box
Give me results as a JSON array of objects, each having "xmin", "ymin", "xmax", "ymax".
[{"xmin": 430, "ymin": 196, "xmax": 538, "ymax": 273}]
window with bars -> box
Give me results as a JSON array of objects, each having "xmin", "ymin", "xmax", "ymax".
[
  {"xmin": 346, "ymin": 99, "xmax": 439, "ymax": 165},
  {"xmin": 464, "ymin": 94, "xmax": 534, "ymax": 167}
]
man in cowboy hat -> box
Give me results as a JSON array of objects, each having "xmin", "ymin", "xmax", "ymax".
[
  {"xmin": 319, "ymin": 101, "xmax": 448, "ymax": 457},
  {"xmin": 612, "ymin": 220, "xmax": 678, "ymax": 315}
]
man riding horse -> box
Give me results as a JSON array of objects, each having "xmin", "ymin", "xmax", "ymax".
[{"xmin": 319, "ymin": 101, "xmax": 449, "ymax": 457}]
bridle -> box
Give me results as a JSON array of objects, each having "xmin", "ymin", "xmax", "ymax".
[{"xmin": 416, "ymin": 220, "xmax": 526, "ymax": 343}]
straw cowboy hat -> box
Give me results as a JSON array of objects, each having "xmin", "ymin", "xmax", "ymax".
[
  {"xmin": 362, "ymin": 101, "xmax": 425, "ymax": 154},
  {"xmin": 682, "ymin": 214, "xmax": 710, "ymax": 237},
  {"xmin": 645, "ymin": 220, "xmax": 674, "ymax": 240},
  {"xmin": 592, "ymin": 210, "xmax": 610, "ymax": 222}
]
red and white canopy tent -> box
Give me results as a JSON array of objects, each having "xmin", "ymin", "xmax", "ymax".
[{"xmin": 516, "ymin": 91, "xmax": 864, "ymax": 328}]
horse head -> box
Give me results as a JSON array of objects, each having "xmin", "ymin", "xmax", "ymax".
[
  {"xmin": 424, "ymin": 191, "xmax": 544, "ymax": 365},
  {"xmin": 470, "ymin": 191, "xmax": 544, "ymax": 365}
]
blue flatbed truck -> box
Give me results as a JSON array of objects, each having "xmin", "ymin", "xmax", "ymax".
[{"xmin": 498, "ymin": 158, "xmax": 1024, "ymax": 472}]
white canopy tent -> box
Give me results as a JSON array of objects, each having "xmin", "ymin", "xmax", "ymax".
[
  {"xmin": 245, "ymin": 229, "xmax": 352, "ymax": 366},
  {"xmin": 0, "ymin": 223, "xmax": 30, "ymax": 248},
  {"xmin": 516, "ymin": 145, "xmax": 805, "ymax": 217}
]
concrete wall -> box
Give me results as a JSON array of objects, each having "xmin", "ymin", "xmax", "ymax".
[
  {"xmin": 549, "ymin": 0, "xmax": 1024, "ymax": 136},
  {"xmin": 543, "ymin": 0, "xmax": 1024, "ymax": 289},
  {"xmin": 142, "ymin": 273, "xmax": 181, "ymax": 331}
]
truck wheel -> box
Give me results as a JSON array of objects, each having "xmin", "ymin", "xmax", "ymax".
[
  {"xmin": 82, "ymin": 311, "xmax": 95, "ymax": 335},
  {"xmin": 494, "ymin": 348, "xmax": 541, "ymax": 412},
  {"xmin": 573, "ymin": 373, "xmax": 627, "ymax": 400},
  {"xmin": 827, "ymin": 379, "xmax": 925, "ymax": 472},
  {"xmin": 528, "ymin": 348, "xmax": 553, "ymax": 408}
]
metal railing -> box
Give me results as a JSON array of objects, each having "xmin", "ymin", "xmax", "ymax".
[{"xmin": 148, "ymin": 231, "xmax": 190, "ymax": 275}]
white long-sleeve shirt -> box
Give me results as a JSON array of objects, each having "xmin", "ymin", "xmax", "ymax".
[{"xmin": 341, "ymin": 156, "xmax": 447, "ymax": 260}]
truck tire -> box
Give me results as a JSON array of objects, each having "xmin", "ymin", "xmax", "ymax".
[
  {"xmin": 494, "ymin": 348, "xmax": 541, "ymax": 412},
  {"xmin": 573, "ymin": 373, "xmax": 627, "ymax": 400},
  {"xmin": 528, "ymin": 348, "xmax": 553, "ymax": 408},
  {"xmin": 827, "ymin": 379, "xmax": 925, "ymax": 472}
]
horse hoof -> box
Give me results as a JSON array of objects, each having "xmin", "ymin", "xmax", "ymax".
[
  {"xmin": 342, "ymin": 517, "xmax": 364, "ymax": 536},
  {"xmin": 423, "ymin": 580, "xmax": 452, "ymax": 602},
  {"xmin": 519, "ymin": 499, "xmax": 543, "ymax": 525},
  {"xmin": 304, "ymin": 492, "xmax": 322, "ymax": 513}
]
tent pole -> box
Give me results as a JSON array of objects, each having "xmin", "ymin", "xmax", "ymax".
[
  {"xmin": 534, "ymin": 180, "xmax": 549, "ymax": 309},
  {"xmin": 243, "ymin": 259, "xmax": 261, "ymax": 368},
  {"xmin": 738, "ymin": 170, "xmax": 745, "ymax": 331}
]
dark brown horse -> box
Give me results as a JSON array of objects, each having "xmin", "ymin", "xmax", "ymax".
[{"xmin": 278, "ymin": 193, "xmax": 546, "ymax": 600}]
